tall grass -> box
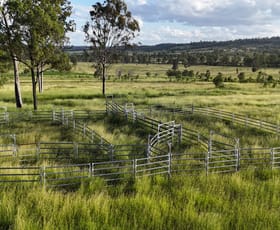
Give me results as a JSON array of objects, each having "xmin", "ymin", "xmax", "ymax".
[{"xmin": 0, "ymin": 170, "xmax": 280, "ymax": 229}]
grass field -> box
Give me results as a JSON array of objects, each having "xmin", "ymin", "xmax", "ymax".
[{"xmin": 1, "ymin": 63, "xmax": 280, "ymax": 229}]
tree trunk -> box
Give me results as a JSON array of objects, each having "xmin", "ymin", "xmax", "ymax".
[
  {"xmin": 36, "ymin": 66, "xmax": 43, "ymax": 93},
  {"xmin": 102, "ymin": 63, "xmax": 106, "ymax": 95},
  {"xmin": 12, "ymin": 56, "xmax": 23, "ymax": 108},
  {"xmin": 37, "ymin": 64, "xmax": 44, "ymax": 93},
  {"xmin": 31, "ymin": 68, "xmax": 37, "ymax": 110},
  {"xmin": 1, "ymin": 11, "xmax": 23, "ymax": 108},
  {"xmin": 40, "ymin": 63, "xmax": 44, "ymax": 93}
]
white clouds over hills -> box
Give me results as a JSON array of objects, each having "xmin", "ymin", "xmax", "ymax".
[{"xmin": 69, "ymin": 0, "xmax": 280, "ymax": 45}]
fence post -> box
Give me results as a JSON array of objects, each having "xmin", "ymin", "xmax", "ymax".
[
  {"xmin": 89, "ymin": 163, "xmax": 92, "ymax": 177},
  {"xmin": 206, "ymin": 151, "xmax": 209, "ymax": 176},
  {"xmin": 41, "ymin": 166, "xmax": 46, "ymax": 188},
  {"xmin": 147, "ymin": 135, "xmax": 151, "ymax": 158},
  {"xmin": 235, "ymin": 138, "xmax": 240, "ymax": 171},
  {"xmin": 208, "ymin": 131, "xmax": 213, "ymax": 156},
  {"xmin": 235, "ymin": 149, "xmax": 240, "ymax": 172},
  {"xmin": 61, "ymin": 108, "xmax": 64, "ymax": 125},
  {"xmin": 83, "ymin": 124, "xmax": 86, "ymax": 137},
  {"xmin": 4, "ymin": 112, "xmax": 9, "ymax": 124},
  {"xmin": 12, "ymin": 134, "xmax": 17, "ymax": 157},
  {"xmin": 52, "ymin": 110, "xmax": 55, "ymax": 121},
  {"xmin": 72, "ymin": 120, "xmax": 76, "ymax": 130},
  {"xmin": 110, "ymin": 144, "xmax": 114, "ymax": 161},
  {"xmin": 168, "ymin": 142, "xmax": 172, "ymax": 178},
  {"xmin": 133, "ymin": 159, "xmax": 136, "ymax": 178},
  {"xmin": 74, "ymin": 142, "xmax": 78, "ymax": 159},
  {"xmin": 71, "ymin": 110, "xmax": 74, "ymax": 120},
  {"xmin": 178, "ymin": 124, "xmax": 182, "ymax": 145},
  {"xmin": 91, "ymin": 163, "xmax": 94, "ymax": 177},
  {"xmin": 271, "ymin": 148, "xmax": 274, "ymax": 169},
  {"xmin": 91, "ymin": 131, "xmax": 94, "ymax": 143}
]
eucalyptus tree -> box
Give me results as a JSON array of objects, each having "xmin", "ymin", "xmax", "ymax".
[
  {"xmin": 84, "ymin": 0, "xmax": 140, "ymax": 95},
  {"xmin": 5, "ymin": 0, "xmax": 74, "ymax": 110},
  {"xmin": 0, "ymin": 0, "xmax": 23, "ymax": 107}
]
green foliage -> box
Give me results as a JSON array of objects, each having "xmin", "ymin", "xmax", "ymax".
[
  {"xmin": 84, "ymin": 0, "xmax": 140, "ymax": 95},
  {"xmin": 182, "ymin": 69, "xmax": 194, "ymax": 78},
  {"xmin": 238, "ymin": 72, "xmax": 246, "ymax": 83},
  {"xmin": 213, "ymin": 72, "xmax": 224, "ymax": 88},
  {"xmin": 166, "ymin": 69, "xmax": 182, "ymax": 79},
  {"xmin": 1, "ymin": 0, "xmax": 74, "ymax": 110}
]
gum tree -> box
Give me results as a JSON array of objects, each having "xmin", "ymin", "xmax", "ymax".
[
  {"xmin": 84, "ymin": 0, "xmax": 140, "ymax": 95},
  {"xmin": 0, "ymin": 0, "xmax": 23, "ymax": 108},
  {"xmin": 1, "ymin": 0, "xmax": 74, "ymax": 110}
]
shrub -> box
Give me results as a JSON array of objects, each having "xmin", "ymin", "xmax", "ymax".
[
  {"xmin": 213, "ymin": 72, "xmax": 224, "ymax": 88},
  {"xmin": 238, "ymin": 72, "xmax": 246, "ymax": 83}
]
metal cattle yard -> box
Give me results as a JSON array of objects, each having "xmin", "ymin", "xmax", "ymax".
[{"xmin": 0, "ymin": 97, "xmax": 279, "ymax": 188}]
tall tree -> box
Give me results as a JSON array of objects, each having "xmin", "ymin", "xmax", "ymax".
[
  {"xmin": 5, "ymin": 0, "xmax": 74, "ymax": 110},
  {"xmin": 0, "ymin": 0, "xmax": 23, "ymax": 108},
  {"xmin": 84, "ymin": 0, "xmax": 140, "ymax": 95}
]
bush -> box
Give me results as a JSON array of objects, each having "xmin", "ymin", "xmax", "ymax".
[
  {"xmin": 166, "ymin": 69, "xmax": 182, "ymax": 79},
  {"xmin": 213, "ymin": 72, "xmax": 224, "ymax": 88},
  {"xmin": 238, "ymin": 72, "xmax": 246, "ymax": 83}
]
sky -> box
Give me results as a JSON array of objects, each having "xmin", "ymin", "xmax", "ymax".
[{"xmin": 68, "ymin": 0, "xmax": 280, "ymax": 46}]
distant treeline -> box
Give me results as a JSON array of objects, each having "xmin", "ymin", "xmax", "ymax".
[{"xmin": 68, "ymin": 37, "xmax": 280, "ymax": 68}]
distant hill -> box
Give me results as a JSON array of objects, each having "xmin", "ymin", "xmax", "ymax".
[{"xmin": 66, "ymin": 37, "xmax": 280, "ymax": 53}]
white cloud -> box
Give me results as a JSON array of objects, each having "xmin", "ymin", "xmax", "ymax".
[
  {"xmin": 128, "ymin": 0, "xmax": 280, "ymax": 26},
  {"xmin": 68, "ymin": 0, "xmax": 280, "ymax": 45}
]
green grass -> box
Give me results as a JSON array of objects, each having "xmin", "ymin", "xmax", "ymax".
[
  {"xmin": 1, "ymin": 171, "xmax": 280, "ymax": 229},
  {"xmin": 1, "ymin": 63, "xmax": 280, "ymax": 229}
]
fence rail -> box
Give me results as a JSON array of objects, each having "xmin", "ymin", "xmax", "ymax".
[
  {"xmin": 148, "ymin": 104, "xmax": 280, "ymax": 135},
  {"xmin": 2, "ymin": 146, "xmax": 280, "ymax": 186},
  {"xmin": 1, "ymin": 99, "xmax": 280, "ymax": 187}
]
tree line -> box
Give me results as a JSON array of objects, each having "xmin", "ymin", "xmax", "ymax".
[{"xmin": 70, "ymin": 49, "xmax": 280, "ymax": 69}]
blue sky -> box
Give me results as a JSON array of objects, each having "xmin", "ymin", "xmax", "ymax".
[{"xmin": 68, "ymin": 0, "xmax": 280, "ymax": 45}]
